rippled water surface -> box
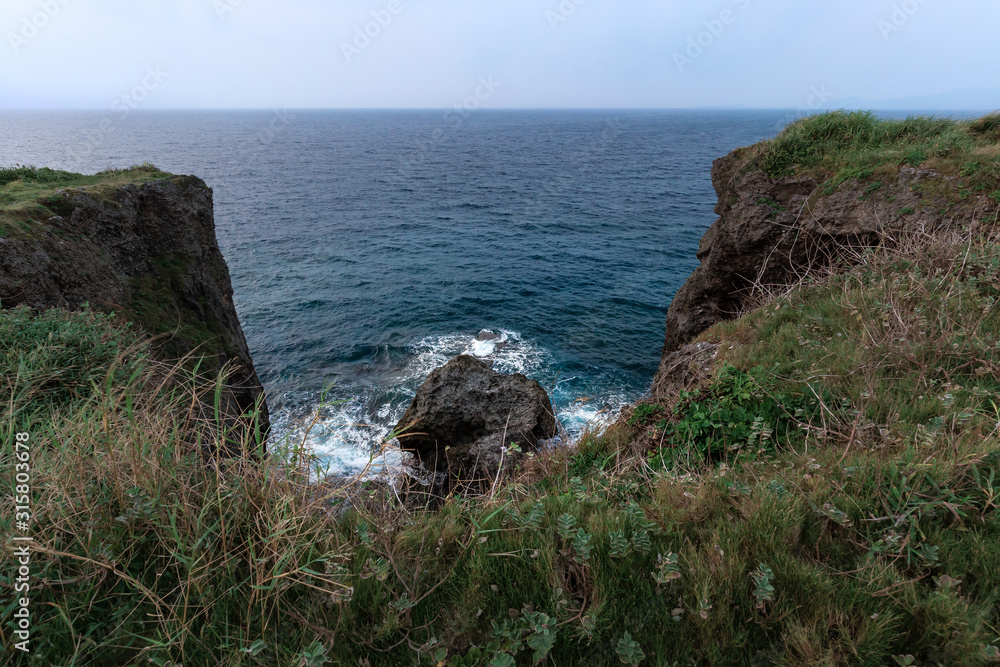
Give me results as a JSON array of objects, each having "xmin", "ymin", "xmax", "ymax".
[{"xmin": 1, "ymin": 109, "xmax": 796, "ymax": 473}]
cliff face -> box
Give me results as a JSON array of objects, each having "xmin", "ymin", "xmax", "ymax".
[
  {"xmin": 656, "ymin": 149, "xmax": 991, "ymax": 386},
  {"xmin": 0, "ymin": 170, "xmax": 268, "ymax": 448}
]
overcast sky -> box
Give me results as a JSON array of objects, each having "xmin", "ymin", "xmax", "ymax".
[{"xmin": 1, "ymin": 0, "xmax": 997, "ymax": 110}]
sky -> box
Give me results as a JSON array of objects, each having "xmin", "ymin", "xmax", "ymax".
[{"xmin": 0, "ymin": 0, "xmax": 998, "ymax": 110}]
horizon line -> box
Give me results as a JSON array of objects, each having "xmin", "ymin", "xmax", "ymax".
[{"xmin": 1, "ymin": 106, "xmax": 997, "ymax": 113}]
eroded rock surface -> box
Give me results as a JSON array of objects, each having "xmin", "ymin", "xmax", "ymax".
[
  {"xmin": 0, "ymin": 175, "xmax": 268, "ymax": 451},
  {"xmin": 659, "ymin": 153, "xmax": 988, "ymax": 363},
  {"xmin": 650, "ymin": 341, "xmax": 719, "ymax": 398},
  {"xmin": 394, "ymin": 355, "xmax": 557, "ymax": 483}
]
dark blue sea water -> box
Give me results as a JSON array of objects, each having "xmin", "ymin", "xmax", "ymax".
[{"xmin": 1, "ymin": 109, "xmax": 807, "ymax": 474}]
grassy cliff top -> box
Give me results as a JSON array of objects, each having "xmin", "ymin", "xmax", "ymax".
[
  {"xmin": 745, "ymin": 110, "xmax": 1000, "ymax": 199},
  {"xmin": 5, "ymin": 125, "xmax": 1000, "ymax": 665},
  {"xmin": 8, "ymin": 223, "xmax": 1000, "ymax": 666},
  {"xmin": 0, "ymin": 162, "xmax": 250, "ymax": 380},
  {"xmin": 0, "ymin": 164, "xmax": 175, "ymax": 238}
]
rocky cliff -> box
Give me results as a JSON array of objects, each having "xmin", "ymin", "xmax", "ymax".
[
  {"xmin": 656, "ymin": 133, "xmax": 995, "ymax": 388},
  {"xmin": 0, "ymin": 167, "xmax": 268, "ymax": 449}
]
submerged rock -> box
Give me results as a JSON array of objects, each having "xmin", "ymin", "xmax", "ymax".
[
  {"xmin": 470, "ymin": 329, "xmax": 506, "ymax": 355},
  {"xmin": 394, "ymin": 355, "xmax": 557, "ymax": 484}
]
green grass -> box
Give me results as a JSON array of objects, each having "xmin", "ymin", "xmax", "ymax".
[
  {"xmin": 706, "ymin": 234, "xmax": 1000, "ymax": 437},
  {"xmin": 747, "ymin": 110, "xmax": 1000, "ymax": 199},
  {"xmin": 0, "ymin": 163, "xmax": 170, "ymax": 239},
  {"xmin": 4, "ymin": 231, "xmax": 1000, "ymax": 666},
  {"xmin": 4, "ymin": 140, "xmax": 1000, "ymax": 664},
  {"xmin": 0, "ymin": 165, "xmax": 244, "ymax": 377},
  {"xmin": 641, "ymin": 365, "xmax": 828, "ymax": 470},
  {"xmin": 1, "ymin": 306, "xmax": 146, "ymax": 422}
]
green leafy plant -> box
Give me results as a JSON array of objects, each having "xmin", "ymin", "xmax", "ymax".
[
  {"xmin": 359, "ymin": 557, "xmax": 389, "ymax": 582},
  {"xmin": 629, "ymin": 403, "xmax": 662, "ymax": 425},
  {"xmin": 623, "ymin": 500, "xmax": 647, "ymax": 527},
  {"xmin": 296, "ymin": 640, "xmax": 328, "ymax": 667},
  {"xmin": 356, "ymin": 521, "xmax": 374, "ymax": 546},
  {"xmin": 241, "ymin": 639, "xmax": 268, "ymax": 656},
  {"xmin": 489, "ymin": 608, "xmax": 559, "ymax": 663},
  {"xmin": 390, "ymin": 594, "xmax": 415, "ymax": 612},
  {"xmin": 650, "ymin": 365, "xmax": 826, "ymax": 468},
  {"xmin": 609, "ymin": 530, "xmax": 631, "ymax": 558},
  {"xmin": 572, "ymin": 528, "xmax": 593, "ymax": 563},
  {"xmin": 570, "ymin": 476, "xmax": 593, "ymax": 502},
  {"xmin": 868, "ymin": 451, "xmax": 972, "ymax": 568},
  {"xmin": 652, "ymin": 552, "xmax": 681, "ymax": 586},
  {"xmin": 616, "ymin": 632, "xmax": 646, "ymax": 665},
  {"xmin": 444, "ymin": 646, "xmax": 484, "ymax": 666},
  {"xmin": 514, "ymin": 500, "xmax": 545, "ymax": 531},
  {"xmin": 811, "ymin": 502, "xmax": 851, "ymax": 526},
  {"xmin": 557, "ymin": 513, "xmax": 578, "ymax": 539},
  {"xmin": 751, "ymin": 564, "xmax": 776, "ymax": 609},
  {"xmin": 492, "ymin": 619, "xmax": 524, "ymax": 656},
  {"xmin": 630, "ymin": 528, "xmax": 651, "ymax": 554},
  {"xmin": 488, "ymin": 653, "xmax": 516, "ymax": 667},
  {"xmin": 525, "ymin": 612, "xmax": 557, "ymax": 663}
]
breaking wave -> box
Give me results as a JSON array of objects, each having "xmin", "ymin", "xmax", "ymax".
[{"xmin": 269, "ymin": 329, "xmax": 638, "ymax": 478}]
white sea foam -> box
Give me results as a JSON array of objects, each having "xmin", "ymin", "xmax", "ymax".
[
  {"xmin": 468, "ymin": 330, "xmax": 508, "ymax": 357},
  {"xmin": 270, "ymin": 328, "xmax": 638, "ymax": 479},
  {"xmin": 404, "ymin": 329, "xmax": 543, "ymax": 380},
  {"xmin": 269, "ymin": 393, "xmax": 405, "ymax": 480}
]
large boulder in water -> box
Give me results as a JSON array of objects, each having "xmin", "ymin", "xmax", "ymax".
[{"xmin": 394, "ymin": 355, "xmax": 557, "ymax": 483}]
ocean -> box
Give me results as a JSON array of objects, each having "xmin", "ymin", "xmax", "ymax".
[{"xmin": 0, "ymin": 108, "xmax": 824, "ymax": 474}]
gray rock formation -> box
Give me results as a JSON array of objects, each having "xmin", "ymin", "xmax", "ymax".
[
  {"xmin": 659, "ymin": 152, "xmax": 989, "ymax": 364},
  {"xmin": 0, "ymin": 174, "xmax": 268, "ymax": 452},
  {"xmin": 394, "ymin": 355, "xmax": 557, "ymax": 484},
  {"xmin": 650, "ymin": 341, "xmax": 719, "ymax": 398}
]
